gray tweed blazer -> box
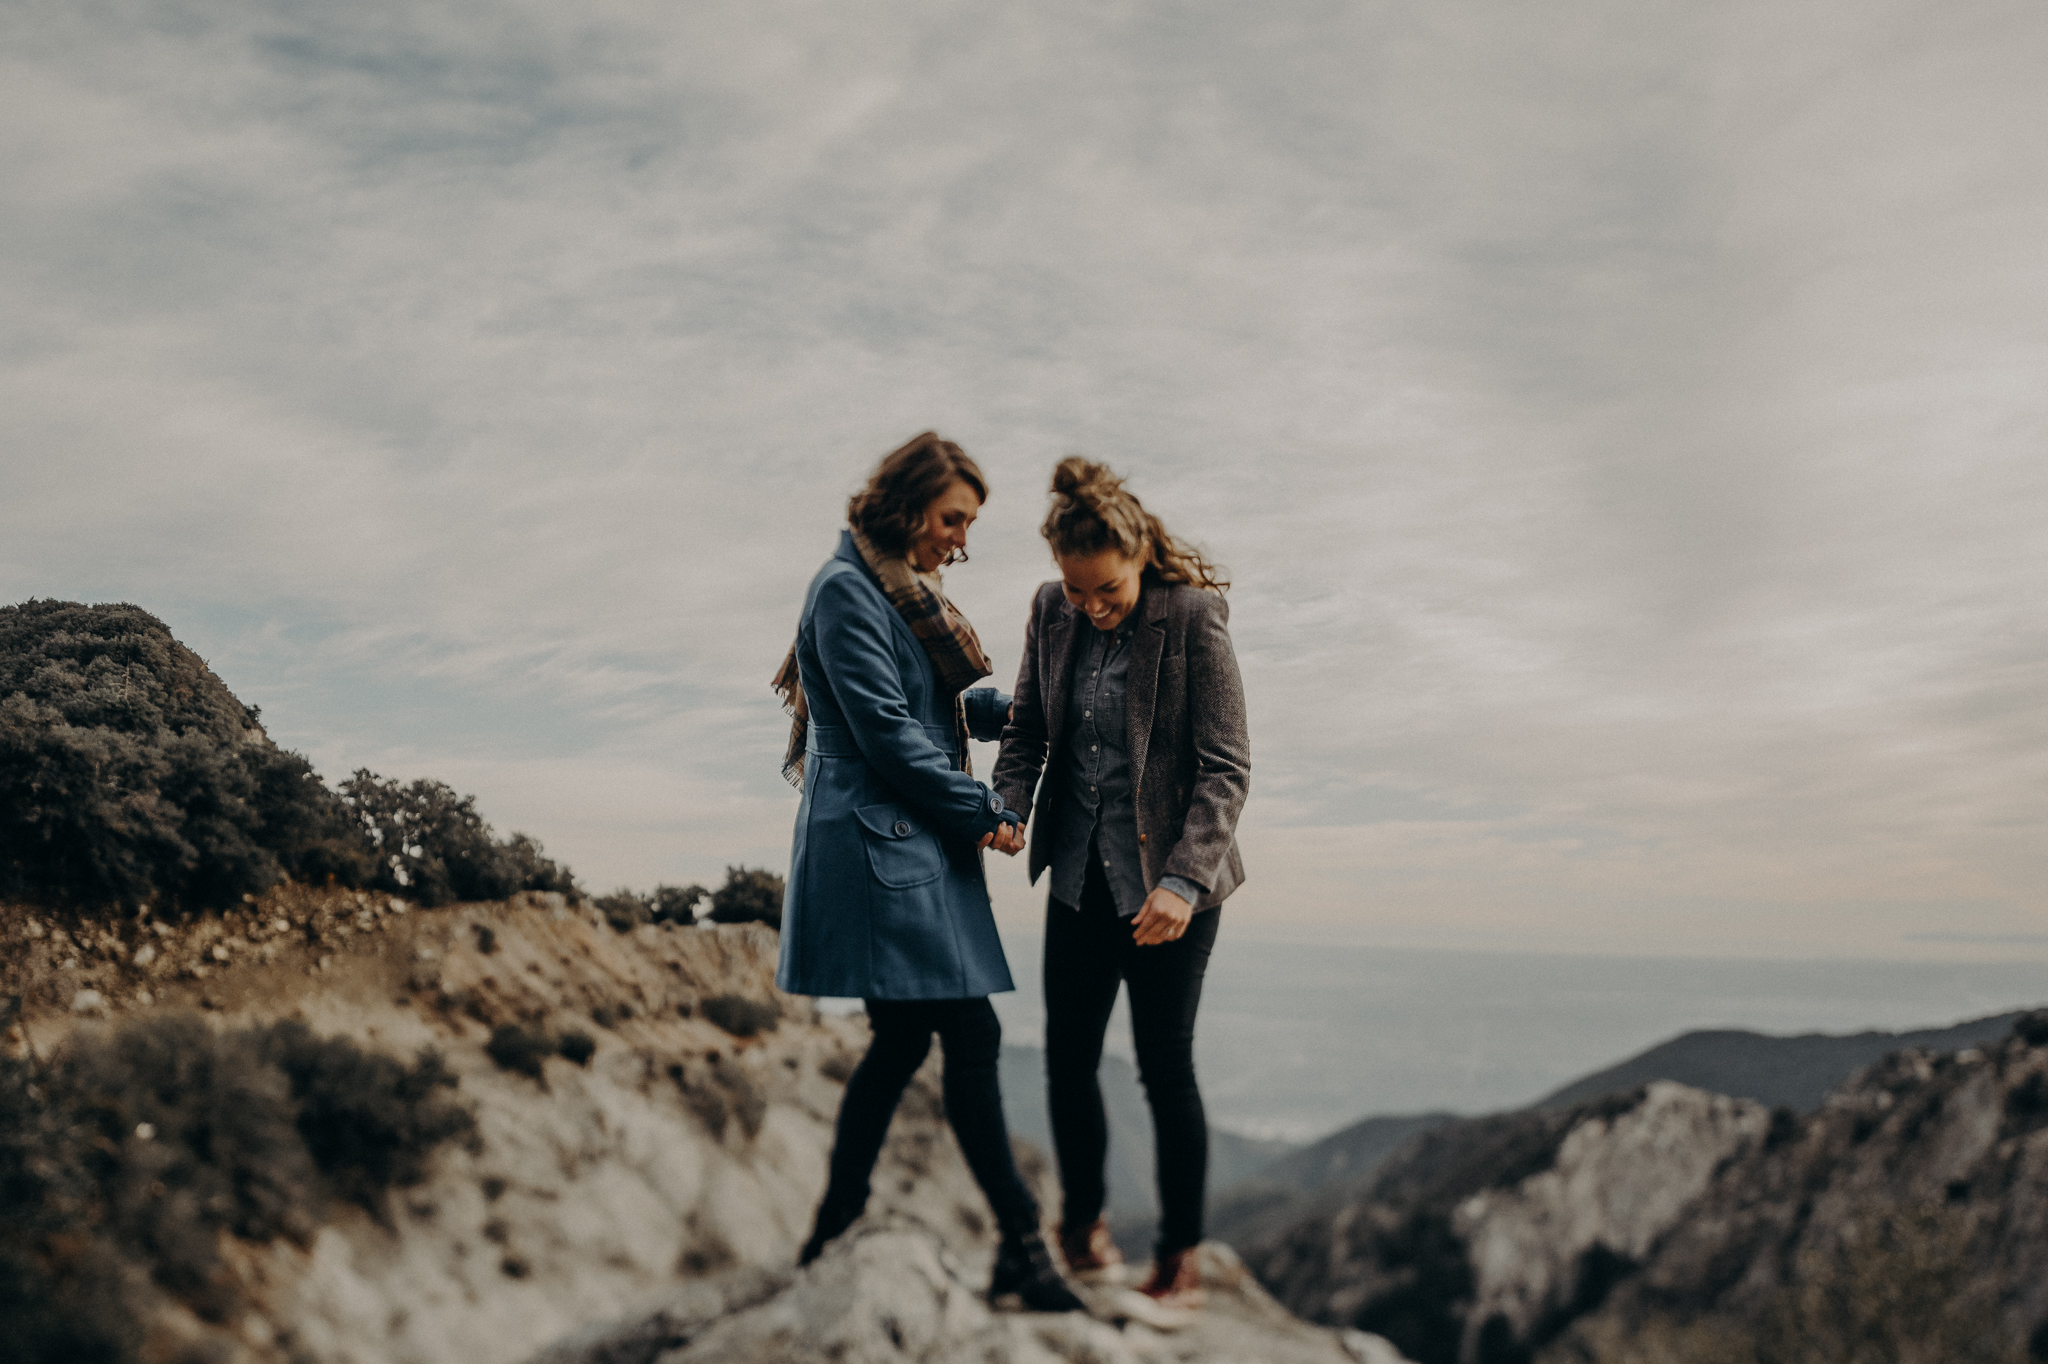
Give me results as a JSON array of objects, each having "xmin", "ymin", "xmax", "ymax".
[{"xmin": 991, "ymin": 577, "xmax": 1249, "ymax": 909}]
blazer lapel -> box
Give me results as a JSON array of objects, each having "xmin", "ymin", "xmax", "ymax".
[
  {"xmin": 1126, "ymin": 584, "xmax": 1169, "ymax": 784},
  {"xmin": 1043, "ymin": 597, "xmax": 1079, "ymax": 757}
]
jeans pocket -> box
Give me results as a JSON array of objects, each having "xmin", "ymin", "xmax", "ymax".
[{"xmin": 854, "ymin": 803, "xmax": 945, "ymax": 889}]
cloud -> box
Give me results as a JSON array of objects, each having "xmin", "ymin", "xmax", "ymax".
[{"xmin": 2, "ymin": 0, "xmax": 2044, "ymax": 957}]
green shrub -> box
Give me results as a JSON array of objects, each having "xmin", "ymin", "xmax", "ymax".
[
  {"xmin": 337, "ymin": 771, "xmax": 577, "ymax": 908},
  {"xmin": 0, "ymin": 600, "xmax": 377, "ymax": 913},
  {"xmin": 594, "ymin": 889, "xmax": 651, "ymax": 933},
  {"xmin": 0, "ymin": 600, "xmax": 571, "ymax": 917},
  {"xmin": 485, "ymin": 1023, "xmax": 553, "ymax": 1080},
  {"xmin": 255, "ymin": 1021, "xmax": 471, "ymax": 1212},
  {"xmin": 706, "ymin": 866, "xmax": 785, "ymax": 927},
  {"xmin": 595, "ymin": 883, "xmax": 706, "ymax": 932},
  {"xmin": 701, "ymin": 994, "xmax": 780, "ymax": 1038},
  {"xmin": 651, "ymin": 883, "xmax": 706, "ymax": 925},
  {"xmin": 0, "ymin": 1047, "xmax": 143, "ymax": 1364},
  {"xmin": 666, "ymin": 1058, "xmax": 768, "ymax": 1140},
  {"xmin": 0, "ymin": 1012, "xmax": 474, "ymax": 1361}
]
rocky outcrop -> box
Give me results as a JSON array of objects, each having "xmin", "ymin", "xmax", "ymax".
[
  {"xmin": 1543, "ymin": 1015, "xmax": 2048, "ymax": 1362},
  {"xmin": 1451, "ymin": 1083, "xmax": 1770, "ymax": 1361},
  {"xmin": 6, "ymin": 890, "xmax": 1011, "ymax": 1363},
  {"xmin": 1245, "ymin": 1018, "xmax": 2048, "ymax": 1364},
  {"xmin": 6, "ymin": 887, "xmax": 1414, "ymax": 1364},
  {"xmin": 524, "ymin": 1227, "xmax": 1409, "ymax": 1364},
  {"xmin": 1245, "ymin": 1084, "xmax": 1771, "ymax": 1364}
]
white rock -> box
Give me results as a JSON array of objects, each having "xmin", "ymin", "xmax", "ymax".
[
  {"xmin": 1342, "ymin": 1329, "xmax": 1412, "ymax": 1364},
  {"xmin": 71, "ymin": 989, "xmax": 106, "ymax": 1014},
  {"xmin": 1453, "ymin": 1082, "xmax": 1770, "ymax": 1359}
]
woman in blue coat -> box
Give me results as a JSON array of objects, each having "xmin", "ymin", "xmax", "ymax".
[{"xmin": 773, "ymin": 432, "xmax": 1084, "ymax": 1312}]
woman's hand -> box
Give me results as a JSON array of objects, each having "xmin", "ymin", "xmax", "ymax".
[
  {"xmin": 1131, "ymin": 885, "xmax": 1192, "ymax": 945},
  {"xmin": 978, "ymin": 822, "xmax": 1026, "ymax": 855}
]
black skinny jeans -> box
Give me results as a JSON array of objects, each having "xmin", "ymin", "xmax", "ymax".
[
  {"xmin": 816, "ymin": 997, "xmax": 1040, "ymax": 1238},
  {"xmin": 1044, "ymin": 853, "xmax": 1221, "ymax": 1255}
]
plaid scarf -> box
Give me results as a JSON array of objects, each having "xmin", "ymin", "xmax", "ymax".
[{"xmin": 773, "ymin": 529, "xmax": 993, "ymax": 790}]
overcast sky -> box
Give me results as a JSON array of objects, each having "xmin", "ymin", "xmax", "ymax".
[{"xmin": 3, "ymin": 0, "xmax": 2044, "ymax": 959}]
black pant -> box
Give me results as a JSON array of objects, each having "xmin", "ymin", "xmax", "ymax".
[
  {"xmin": 1044, "ymin": 854, "xmax": 1221, "ymax": 1255},
  {"xmin": 816, "ymin": 996, "xmax": 1040, "ymax": 1238}
]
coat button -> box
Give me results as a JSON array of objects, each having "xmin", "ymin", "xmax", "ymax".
[
  {"xmin": 987, "ymin": 793, "xmax": 1004, "ymax": 814},
  {"xmin": 1140, "ymin": 834, "xmax": 1147, "ymax": 844},
  {"xmin": 893, "ymin": 821, "xmax": 911, "ymax": 837}
]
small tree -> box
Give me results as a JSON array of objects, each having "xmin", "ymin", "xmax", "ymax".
[
  {"xmin": 651, "ymin": 883, "xmax": 707, "ymax": 925},
  {"xmin": 338, "ymin": 771, "xmax": 577, "ymax": 908},
  {"xmin": 706, "ymin": 866, "xmax": 784, "ymax": 927}
]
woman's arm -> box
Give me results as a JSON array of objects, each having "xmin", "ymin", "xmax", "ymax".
[
  {"xmin": 811, "ymin": 572, "xmax": 1015, "ymax": 842},
  {"xmin": 962, "ymin": 687, "xmax": 1013, "ymax": 744},
  {"xmin": 1159, "ymin": 591, "xmax": 1250, "ymax": 891},
  {"xmin": 988, "ymin": 586, "xmax": 1055, "ymax": 824}
]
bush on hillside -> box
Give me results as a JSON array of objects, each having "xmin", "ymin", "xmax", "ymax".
[
  {"xmin": 1, "ymin": 1012, "xmax": 474, "ymax": 1362},
  {"xmin": 594, "ymin": 883, "xmax": 707, "ymax": 932},
  {"xmin": 652, "ymin": 883, "xmax": 707, "ymax": 925},
  {"xmin": 338, "ymin": 771, "xmax": 577, "ymax": 909},
  {"xmin": 0, "ymin": 601, "xmax": 375, "ymax": 913},
  {"xmin": 701, "ymin": 993, "xmax": 780, "ymax": 1038},
  {"xmin": 0, "ymin": 597, "xmax": 580, "ymax": 916},
  {"xmin": 707, "ymin": 866, "xmax": 785, "ymax": 928}
]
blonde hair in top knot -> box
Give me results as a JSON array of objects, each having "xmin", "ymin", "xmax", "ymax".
[{"xmin": 1041, "ymin": 456, "xmax": 1228, "ymax": 592}]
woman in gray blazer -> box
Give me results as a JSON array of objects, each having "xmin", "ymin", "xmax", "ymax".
[
  {"xmin": 991, "ymin": 457, "xmax": 1250, "ymax": 1310},
  {"xmin": 774, "ymin": 432, "xmax": 1082, "ymax": 1312}
]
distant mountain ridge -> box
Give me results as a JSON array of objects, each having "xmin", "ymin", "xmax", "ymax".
[{"xmin": 1535, "ymin": 1010, "xmax": 2028, "ymax": 1112}]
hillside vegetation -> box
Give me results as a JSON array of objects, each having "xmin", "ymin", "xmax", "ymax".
[{"xmin": 0, "ymin": 600, "xmax": 575, "ymax": 916}]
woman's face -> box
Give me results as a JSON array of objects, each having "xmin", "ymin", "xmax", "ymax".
[
  {"xmin": 1056, "ymin": 547, "xmax": 1143, "ymax": 631},
  {"xmin": 906, "ymin": 478, "xmax": 983, "ymax": 573}
]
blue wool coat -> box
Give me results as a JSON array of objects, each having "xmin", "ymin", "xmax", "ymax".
[{"xmin": 776, "ymin": 532, "xmax": 1018, "ymax": 1001}]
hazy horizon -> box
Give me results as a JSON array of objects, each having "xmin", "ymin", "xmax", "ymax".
[{"xmin": 4, "ymin": 0, "xmax": 2044, "ymax": 962}]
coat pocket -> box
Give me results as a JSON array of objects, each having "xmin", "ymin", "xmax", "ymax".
[{"xmin": 854, "ymin": 803, "xmax": 946, "ymax": 889}]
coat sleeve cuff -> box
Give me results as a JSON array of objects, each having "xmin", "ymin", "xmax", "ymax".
[{"xmin": 962, "ymin": 687, "xmax": 1013, "ymax": 743}]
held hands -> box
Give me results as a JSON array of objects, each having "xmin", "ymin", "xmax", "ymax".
[
  {"xmin": 1131, "ymin": 885, "xmax": 1192, "ymax": 945},
  {"xmin": 977, "ymin": 821, "xmax": 1027, "ymax": 856}
]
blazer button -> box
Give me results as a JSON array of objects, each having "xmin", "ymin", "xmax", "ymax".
[
  {"xmin": 1140, "ymin": 834, "xmax": 1147, "ymax": 843},
  {"xmin": 893, "ymin": 821, "xmax": 911, "ymax": 837}
]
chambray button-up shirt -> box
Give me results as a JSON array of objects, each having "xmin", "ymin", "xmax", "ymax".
[{"xmin": 1048, "ymin": 618, "xmax": 1206, "ymax": 918}]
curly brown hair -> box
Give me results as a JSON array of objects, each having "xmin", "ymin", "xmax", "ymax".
[
  {"xmin": 846, "ymin": 432, "xmax": 988, "ymax": 560},
  {"xmin": 1040, "ymin": 456, "xmax": 1227, "ymax": 591}
]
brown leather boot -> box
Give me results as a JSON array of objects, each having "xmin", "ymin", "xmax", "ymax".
[
  {"xmin": 1056, "ymin": 1217, "xmax": 1125, "ymax": 1284},
  {"xmin": 1136, "ymin": 1244, "xmax": 1205, "ymax": 1310}
]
